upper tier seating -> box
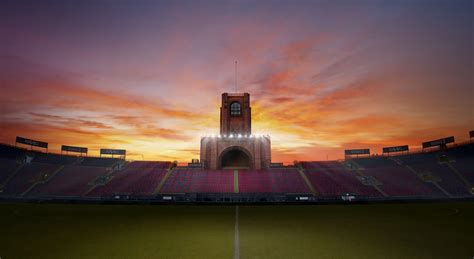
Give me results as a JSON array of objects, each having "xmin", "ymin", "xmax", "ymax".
[
  {"xmin": 450, "ymin": 157, "xmax": 474, "ymax": 185},
  {"xmin": 444, "ymin": 144, "xmax": 474, "ymax": 185},
  {"xmin": 0, "ymin": 144, "xmax": 25, "ymax": 159},
  {"xmin": 395, "ymin": 152, "xmax": 439, "ymax": 165},
  {"xmin": 160, "ymin": 168, "xmax": 234, "ymax": 193},
  {"xmin": 445, "ymin": 143, "xmax": 474, "ymax": 157},
  {"xmin": 302, "ymin": 161, "xmax": 341, "ymax": 169},
  {"xmin": 80, "ymin": 157, "xmax": 121, "ymax": 167},
  {"xmin": 0, "ymin": 158, "xmax": 20, "ymax": 184},
  {"xmin": 350, "ymin": 157, "xmax": 398, "ymax": 168},
  {"xmin": 32, "ymin": 153, "xmax": 79, "ymax": 165}
]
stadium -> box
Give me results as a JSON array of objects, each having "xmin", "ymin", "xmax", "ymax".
[
  {"xmin": 1, "ymin": 92, "xmax": 473, "ymax": 258},
  {"xmin": 1, "ymin": 93, "xmax": 474, "ymax": 203},
  {"xmin": 1, "ymin": 1, "xmax": 473, "ymax": 258}
]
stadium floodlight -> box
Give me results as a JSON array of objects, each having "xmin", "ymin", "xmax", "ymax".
[{"xmin": 229, "ymin": 134, "xmax": 234, "ymax": 138}]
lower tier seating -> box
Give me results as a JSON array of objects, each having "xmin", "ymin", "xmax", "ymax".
[
  {"xmin": 87, "ymin": 161, "xmax": 168, "ymax": 196},
  {"xmin": 363, "ymin": 166, "xmax": 443, "ymax": 197},
  {"xmin": 238, "ymin": 169, "xmax": 310, "ymax": 193},
  {"xmin": 1, "ymin": 163, "xmax": 61, "ymax": 195},
  {"xmin": 29, "ymin": 165, "xmax": 109, "ymax": 196},
  {"xmin": 450, "ymin": 158, "xmax": 474, "ymax": 185},
  {"xmin": 160, "ymin": 169, "xmax": 234, "ymax": 193},
  {"xmin": 410, "ymin": 163, "xmax": 471, "ymax": 197}
]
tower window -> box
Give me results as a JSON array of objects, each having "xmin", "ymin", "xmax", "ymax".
[{"xmin": 230, "ymin": 102, "xmax": 241, "ymax": 116}]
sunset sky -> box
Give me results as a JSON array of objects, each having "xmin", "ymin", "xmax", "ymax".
[{"xmin": 0, "ymin": 0, "xmax": 472, "ymax": 163}]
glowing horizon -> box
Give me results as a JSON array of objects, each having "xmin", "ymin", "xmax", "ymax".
[{"xmin": 1, "ymin": 0, "xmax": 472, "ymax": 163}]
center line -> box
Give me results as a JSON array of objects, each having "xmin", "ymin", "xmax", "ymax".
[{"xmin": 234, "ymin": 205, "xmax": 240, "ymax": 259}]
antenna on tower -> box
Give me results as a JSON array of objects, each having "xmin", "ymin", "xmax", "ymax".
[{"xmin": 234, "ymin": 60, "xmax": 237, "ymax": 93}]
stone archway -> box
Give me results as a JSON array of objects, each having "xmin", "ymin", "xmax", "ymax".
[{"xmin": 218, "ymin": 146, "xmax": 253, "ymax": 169}]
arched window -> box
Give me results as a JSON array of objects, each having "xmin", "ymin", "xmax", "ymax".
[{"xmin": 230, "ymin": 102, "xmax": 241, "ymax": 116}]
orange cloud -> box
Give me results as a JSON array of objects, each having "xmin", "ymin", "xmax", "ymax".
[{"xmin": 0, "ymin": 13, "xmax": 472, "ymax": 165}]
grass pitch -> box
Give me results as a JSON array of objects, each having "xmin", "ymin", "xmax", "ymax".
[{"xmin": 0, "ymin": 202, "xmax": 473, "ymax": 259}]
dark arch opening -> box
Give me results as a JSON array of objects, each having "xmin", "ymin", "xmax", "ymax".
[{"xmin": 220, "ymin": 149, "xmax": 250, "ymax": 169}]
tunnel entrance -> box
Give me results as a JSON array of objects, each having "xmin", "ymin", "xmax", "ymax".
[{"xmin": 220, "ymin": 148, "xmax": 251, "ymax": 169}]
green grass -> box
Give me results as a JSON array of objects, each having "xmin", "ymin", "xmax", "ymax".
[
  {"xmin": 0, "ymin": 204, "xmax": 234, "ymax": 259},
  {"xmin": 240, "ymin": 203, "xmax": 474, "ymax": 259},
  {"xmin": 0, "ymin": 202, "xmax": 473, "ymax": 259}
]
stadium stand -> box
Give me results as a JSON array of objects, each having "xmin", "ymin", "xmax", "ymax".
[
  {"xmin": 409, "ymin": 163, "xmax": 471, "ymax": 197},
  {"xmin": 80, "ymin": 157, "xmax": 121, "ymax": 167},
  {"xmin": 362, "ymin": 166, "xmax": 443, "ymax": 197},
  {"xmin": 395, "ymin": 152, "xmax": 439, "ymax": 165},
  {"xmin": 444, "ymin": 144, "xmax": 474, "ymax": 185},
  {"xmin": 238, "ymin": 168, "xmax": 310, "ymax": 193},
  {"xmin": 0, "ymin": 142, "xmax": 472, "ymax": 200},
  {"xmin": 348, "ymin": 157, "xmax": 397, "ymax": 168},
  {"xmin": 28, "ymin": 165, "xmax": 109, "ymax": 197},
  {"xmin": 87, "ymin": 161, "xmax": 170, "ymax": 197},
  {"xmin": 450, "ymin": 157, "xmax": 474, "ymax": 185},
  {"xmin": 31, "ymin": 153, "xmax": 79, "ymax": 165},
  {"xmin": 160, "ymin": 168, "xmax": 234, "ymax": 193},
  {"xmin": 0, "ymin": 158, "xmax": 20, "ymax": 184},
  {"xmin": 1, "ymin": 162, "xmax": 61, "ymax": 195},
  {"xmin": 0, "ymin": 144, "xmax": 25, "ymax": 159},
  {"xmin": 302, "ymin": 162, "xmax": 382, "ymax": 197}
]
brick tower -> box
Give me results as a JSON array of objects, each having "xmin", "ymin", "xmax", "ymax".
[
  {"xmin": 200, "ymin": 93, "xmax": 271, "ymax": 170},
  {"xmin": 220, "ymin": 93, "xmax": 251, "ymax": 136}
]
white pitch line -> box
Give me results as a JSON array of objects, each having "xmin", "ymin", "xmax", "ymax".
[{"xmin": 234, "ymin": 205, "xmax": 240, "ymax": 259}]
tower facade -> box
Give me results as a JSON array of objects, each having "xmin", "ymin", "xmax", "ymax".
[
  {"xmin": 220, "ymin": 93, "xmax": 251, "ymax": 135},
  {"xmin": 200, "ymin": 92, "xmax": 271, "ymax": 170}
]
